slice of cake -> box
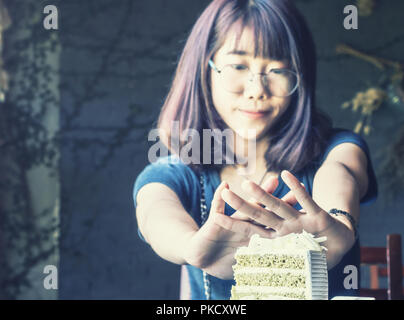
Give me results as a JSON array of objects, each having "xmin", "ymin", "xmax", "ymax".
[{"xmin": 230, "ymin": 230, "xmax": 328, "ymax": 300}]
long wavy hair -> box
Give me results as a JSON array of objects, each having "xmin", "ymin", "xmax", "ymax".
[{"xmin": 157, "ymin": 0, "xmax": 333, "ymax": 173}]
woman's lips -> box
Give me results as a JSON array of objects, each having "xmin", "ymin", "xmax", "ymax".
[{"xmin": 238, "ymin": 109, "xmax": 271, "ymax": 119}]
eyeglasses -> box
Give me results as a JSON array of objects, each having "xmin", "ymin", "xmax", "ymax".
[{"xmin": 209, "ymin": 59, "xmax": 299, "ymax": 97}]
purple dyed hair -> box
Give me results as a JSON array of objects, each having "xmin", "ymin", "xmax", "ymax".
[{"xmin": 157, "ymin": 0, "xmax": 332, "ymax": 173}]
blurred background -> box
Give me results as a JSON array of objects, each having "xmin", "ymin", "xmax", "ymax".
[{"xmin": 0, "ymin": 0, "xmax": 403, "ymax": 299}]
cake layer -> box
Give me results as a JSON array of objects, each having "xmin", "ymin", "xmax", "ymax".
[
  {"xmin": 231, "ymin": 286, "xmax": 306, "ymax": 300},
  {"xmin": 234, "ymin": 272, "xmax": 306, "ymax": 287},
  {"xmin": 233, "ymin": 267, "xmax": 328, "ymax": 283},
  {"xmin": 233, "ymin": 267, "xmax": 306, "ymax": 274},
  {"xmin": 234, "ymin": 253, "xmax": 306, "ymax": 269}
]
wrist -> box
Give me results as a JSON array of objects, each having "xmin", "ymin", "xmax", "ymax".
[
  {"xmin": 316, "ymin": 211, "xmax": 356, "ymax": 265},
  {"xmin": 328, "ymin": 208, "xmax": 358, "ymax": 239},
  {"xmin": 182, "ymin": 229, "xmax": 200, "ymax": 266},
  {"xmin": 315, "ymin": 211, "xmax": 337, "ymax": 237}
]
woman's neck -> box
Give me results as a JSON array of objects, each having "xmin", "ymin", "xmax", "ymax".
[{"xmin": 232, "ymin": 134, "xmax": 269, "ymax": 178}]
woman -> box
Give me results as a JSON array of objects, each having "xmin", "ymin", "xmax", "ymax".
[{"xmin": 133, "ymin": 0, "xmax": 377, "ymax": 299}]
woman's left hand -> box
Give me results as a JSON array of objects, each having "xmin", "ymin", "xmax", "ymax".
[
  {"xmin": 216, "ymin": 170, "xmax": 357, "ymax": 268},
  {"xmin": 218, "ymin": 170, "xmax": 333, "ymax": 237}
]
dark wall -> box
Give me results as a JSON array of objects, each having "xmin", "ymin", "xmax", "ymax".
[{"xmin": 59, "ymin": 0, "xmax": 404, "ymax": 299}]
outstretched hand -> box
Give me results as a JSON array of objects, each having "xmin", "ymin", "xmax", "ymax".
[
  {"xmin": 230, "ymin": 174, "xmax": 306, "ymax": 225},
  {"xmin": 183, "ymin": 181, "xmax": 275, "ymax": 280},
  {"xmin": 214, "ymin": 170, "xmax": 357, "ymax": 269},
  {"xmin": 218, "ymin": 171, "xmax": 334, "ymax": 238},
  {"xmin": 183, "ymin": 170, "xmax": 353, "ymax": 278}
]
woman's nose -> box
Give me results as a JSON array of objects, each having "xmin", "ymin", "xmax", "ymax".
[{"xmin": 243, "ymin": 74, "xmax": 270, "ymax": 100}]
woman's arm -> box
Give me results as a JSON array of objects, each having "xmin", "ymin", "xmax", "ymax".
[
  {"xmin": 136, "ymin": 183, "xmax": 199, "ymax": 265},
  {"xmin": 311, "ymin": 142, "xmax": 369, "ymax": 265},
  {"xmin": 313, "ymin": 142, "xmax": 369, "ymax": 228}
]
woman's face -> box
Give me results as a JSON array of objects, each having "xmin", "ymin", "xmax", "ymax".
[{"xmin": 210, "ymin": 27, "xmax": 293, "ymax": 141}]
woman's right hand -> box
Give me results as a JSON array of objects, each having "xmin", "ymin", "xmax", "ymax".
[{"xmin": 183, "ymin": 181, "xmax": 275, "ymax": 280}]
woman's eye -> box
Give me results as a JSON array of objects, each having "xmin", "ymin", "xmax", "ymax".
[
  {"xmin": 270, "ymin": 68, "xmax": 287, "ymax": 74},
  {"xmin": 269, "ymin": 69, "xmax": 290, "ymax": 74},
  {"xmin": 230, "ymin": 64, "xmax": 248, "ymax": 71}
]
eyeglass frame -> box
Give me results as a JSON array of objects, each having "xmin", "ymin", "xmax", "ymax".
[{"xmin": 208, "ymin": 59, "xmax": 299, "ymax": 97}]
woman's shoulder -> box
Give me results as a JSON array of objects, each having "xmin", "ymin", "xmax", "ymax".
[
  {"xmin": 319, "ymin": 127, "xmax": 378, "ymax": 204},
  {"xmin": 322, "ymin": 127, "xmax": 371, "ymax": 161},
  {"xmin": 327, "ymin": 127, "xmax": 367, "ymax": 142},
  {"xmin": 133, "ymin": 155, "xmax": 200, "ymax": 208},
  {"xmin": 135, "ymin": 155, "xmax": 200, "ymax": 186},
  {"xmin": 142, "ymin": 155, "xmax": 197, "ymax": 172},
  {"xmin": 149, "ymin": 154, "xmax": 189, "ymax": 166}
]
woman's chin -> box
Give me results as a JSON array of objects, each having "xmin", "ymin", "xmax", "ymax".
[
  {"xmin": 233, "ymin": 128, "xmax": 257, "ymax": 140},
  {"xmin": 233, "ymin": 126, "xmax": 269, "ymax": 141}
]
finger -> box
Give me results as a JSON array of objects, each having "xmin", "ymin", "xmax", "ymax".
[
  {"xmin": 281, "ymin": 190, "xmax": 298, "ymax": 206},
  {"xmin": 231, "ymin": 176, "xmax": 274, "ymax": 220},
  {"xmin": 282, "ymin": 183, "xmax": 306, "ymax": 207},
  {"xmin": 253, "ymin": 175, "xmax": 279, "ymax": 207},
  {"xmin": 210, "ymin": 181, "xmax": 228, "ymax": 215},
  {"xmin": 280, "ymin": 170, "xmax": 322, "ymax": 215},
  {"xmin": 261, "ymin": 175, "xmax": 279, "ymax": 194},
  {"xmin": 230, "ymin": 211, "xmax": 251, "ymax": 221},
  {"xmin": 214, "ymin": 214, "xmax": 277, "ymax": 239},
  {"xmin": 241, "ymin": 180, "xmax": 298, "ymax": 220},
  {"xmin": 281, "ymin": 183, "xmax": 305, "ymax": 207},
  {"xmin": 234, "ymin": 175, "xmax": 278, "ymax": 217},
  {"xmin": 221, "ymin": 188, "xmax": 283, "ymax": 230},
  {"xmin": 235, "ymin": 175, "xmax": 279, "ymax": 211}
]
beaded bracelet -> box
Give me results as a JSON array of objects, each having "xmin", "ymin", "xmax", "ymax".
[{"xmin": 328, "ymin": 208, "xmax": 358, "ymax": 239}]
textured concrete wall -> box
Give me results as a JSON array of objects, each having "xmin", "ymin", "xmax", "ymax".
[
  {"xmin": 59, "ymin": 0, "xmax": 404, "ymax": 299},
  {"xmin": 1, "ymin": 0, "xmax": 60, "ymax": 299}
]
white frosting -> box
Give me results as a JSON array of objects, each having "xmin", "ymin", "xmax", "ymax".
[{"xmin": 236, "ymin": 230, "xmax": 327, "ymax": 255}]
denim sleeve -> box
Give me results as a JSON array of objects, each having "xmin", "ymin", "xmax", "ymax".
[{"xmin": 321, "ymin": 129, "xmax": 378, "ymax": 205}]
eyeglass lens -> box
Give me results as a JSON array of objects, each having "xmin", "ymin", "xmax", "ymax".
[{"xmin": 219, "ymin": 65, "xmax": 298, "ymax": 97}]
